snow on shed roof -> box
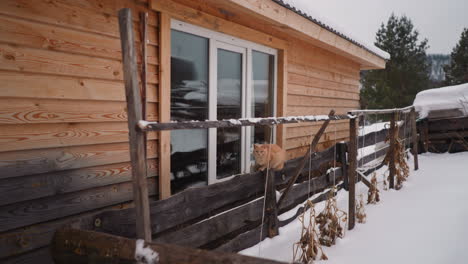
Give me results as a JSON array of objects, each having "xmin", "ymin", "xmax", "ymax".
[
  {"xmin": 413, "ymin": 83, "xmax": 468, "ymax": 119},
  {"xmin": 272, "ymin": 0, "xmax": 390, "ymax": 60}
]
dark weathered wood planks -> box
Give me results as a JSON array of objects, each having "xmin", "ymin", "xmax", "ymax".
[
  {"xmin": 0, "ymin": 178, "xmax": 157, "ymax": 233},
  {"xmin": 53, "ymin": 228, "xmax": 287, "ymax": 264}
]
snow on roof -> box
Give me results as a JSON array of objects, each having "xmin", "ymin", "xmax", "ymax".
[
  {"xmin": 413, "ymin": 83, "xmax": 468, "ymax": 119},
  {"xmin": 272, "ymin": 0, "xmax": 390, "ymax": 60}
]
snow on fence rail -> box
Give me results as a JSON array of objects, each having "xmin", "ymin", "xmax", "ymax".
[{"xmin": 137, "ymin": 114, "xmax": 352, "ymax": 131}]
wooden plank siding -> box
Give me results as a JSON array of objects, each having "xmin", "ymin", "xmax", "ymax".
[
  {"xmin": 284, "ymin": 35, "xmax": 360, "ymax": 159},
  {"xmin": 0, "ymin": 0, "xmax": 376, "ymax": 261},
  {"xmin": 0, "ymin": 0, "xmax": 160, "ymax": 261}
]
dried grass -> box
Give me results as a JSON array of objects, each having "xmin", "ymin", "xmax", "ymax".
[
  {"xmin": 356, "ymin": 194, "xmax": 367, "ymax": 224},
  {"xmin": 293, "ymin": 200, "xmax": 328, "ymax": 263},
  {"xmin": 316, "ymin": 189, "xmax": 347, "ymax": 247},
  {"xmin": 367, "ymin": 173, "xmax": 380, "ymax": 204}
]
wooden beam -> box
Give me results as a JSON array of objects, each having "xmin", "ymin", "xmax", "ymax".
[
  {"xmin": 158, "ymin": 12, "xmax": 171, "ymax": 199},
  {"xmin": 337, "ymin": 142, "xmax": 348, "ymax": 190},
  {"xmin": 349, "ymin": 106, "xmax": 414, "ymax": 115},
  {"xmin": 410, "ymin": 108, "xmax": 419, "ymax": 170},
  {"xmin": 52, "ymin": 228, "xmax": 287, "ymax": 264},
  {"xmin": 149, "ymin": 0, "xmax": 287, "ymax": 50},
  {"xmin": 139, "ymin": 12, "xmax": 148, "ymax": 118},
  {"xmin": 118, "ymin": 8, "xmax": 152, "ymax": 241},
  {"xmin": 195, "ymin": 0, "xmax": 385, "ymax": 69},
  {"xmin": 348, "ymin": 117, "xmax": 357, "ymax": 230},
  {"xmin": 388, "ymin": 113, "xmax": 396, "ymax": 189},
  {"xmin": 276, "ymin": 110, "xmax": 335, "ymax": 208},
  {"xmin": 265, "ymin": 169, "xmax": 279, "ymax": 238},
  {"xmin": 276, "ymin": 49, "xmax": 288, "ymax": 148}
]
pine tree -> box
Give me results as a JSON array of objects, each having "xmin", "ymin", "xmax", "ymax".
[
  {"xmin": 360, "ymin": 15, "xmax": 430, "ymax": 109},
  {"xmin": 444, "ymin": 28, "xmax": 468, "ymax": 85}
]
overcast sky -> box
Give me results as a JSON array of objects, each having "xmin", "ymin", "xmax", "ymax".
[{"xmin": 289, "ymin": 0, "xmax": 468, "ymax": 54}]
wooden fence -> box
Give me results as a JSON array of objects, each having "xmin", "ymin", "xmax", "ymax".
[{"xmin": 48, "ymin": 8, "xmax": 419, "ymax": 263}]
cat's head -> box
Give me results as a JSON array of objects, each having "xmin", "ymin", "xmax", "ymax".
[{"xmin": 253, "ymin": 144, "xmax": 268, "ymax": 157}]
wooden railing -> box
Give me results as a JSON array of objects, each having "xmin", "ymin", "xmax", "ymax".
[{"xmin": 49, "ymin": 8, "xmax": 420, "ymax": 264}]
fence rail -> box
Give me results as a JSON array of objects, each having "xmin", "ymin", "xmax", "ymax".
[{"xmin": 137, "ymin": 114, "xmax": 352, "ymax": 131}]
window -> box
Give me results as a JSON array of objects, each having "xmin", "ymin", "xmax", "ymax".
[{"xmin": 170, "ymin": 20, "xmax": 277, "ymax": 192}]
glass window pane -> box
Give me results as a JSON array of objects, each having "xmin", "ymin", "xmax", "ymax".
[
  {"xmin": 217, "ymin": 49, "xmax": 242, "ymax": 179},
  {"xmin": 252, "ymin": 51, "xmax": 275, "ymax": 145},
  {"xmin": 170, "ymin": 30, "xmax": 209, "ymax": 192}
]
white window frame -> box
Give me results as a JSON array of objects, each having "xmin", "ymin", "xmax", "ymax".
[{"xmin": 171, "ymin": 19, "xmax": 278, "ymax": 184}]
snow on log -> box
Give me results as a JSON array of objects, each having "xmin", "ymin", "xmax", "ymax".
[{"xmin": 414, "ymin": 83, "xmax": 468, "ymax": 119}]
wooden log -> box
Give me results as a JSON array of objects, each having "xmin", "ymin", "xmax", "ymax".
[
  {"xmin": 276, "ymin": 110, "xmax": 336, "ymax": 208},
  {"xmin": 153, "ymin": 198, "xmax": 264, "ymax": 249},
  {"xmin": 349, "ymin": 106, "xmax": 414, "ymax": 115},
  {"xmin": 357, "ymin": 127, "xmax": 389, "ymax": 149},
  {"xmin": 356, "ymin": 171, "xmax": 371, "ymax": 188},
  {"xmin": 158, "ymin": 12, "xmax": 172, "ymax": 199},
  {"xmin": 277, "ymin": 144, "xmax": 336, "ymax": 186},
  {"xmin": 428, "ymin": 131, "xmax": 468, "ymax": 140},
  {"xmin": 52, "ymin": 228, "xmax": 287, "ymax": 264},
  {"xmin": 154, "ymin": 169, "xmax": 339, "ymax": 250},
  {"xmin": 0, "ymin": 160, "xmax": 158, "ymax": 207},
  {"xmin": 2, "ymin": 247, "xmax": 53, "ymax": 264},
  {"xmin": 95, "ymin": 171, "xmax": 265, "ymax": 238},
  {"xmin": 277, "ymin": 184, "xmax": 343, "ymax": 228},
  {"xmin": 357, "ymin": 145, "xmax": 389, "ymax": 166},
  {"xmin": 139, "ymin": 11, "xmax": 149, "ymax": 169},
  {"xmin": 139, "ymin": 113, "xmax": 350, "ymax": 131},
  {"xmin": 337, "ymin": 142, "xmax": 348, "ymax": 190},
  {"xmin": 118, "ymin": 8, "xmax": 151, "ymax": 241},
  {"xmin": 388, "ymin": 112, "xmax": 396, "ymax": 189},
  {"xmin": 216, "ymin": 183, "xmax": 344, "ymax": 254},
  {"xmin": 139, "ymin": 12, "xmax": 148, "ymax": 119},
  {"xmin": 427, "ymin": 116, "xmax": 468, "ymax": 132},
  {"xmin": 410, "ymin": 109, "xmax": 419, "ymax": 170},
  {"xmin": 348, "ymin": 117, "xmax": 357, "ymax": 230},
  {"xmin": 0, "ymin": 178, "xmax": 157, "ymax": 233},
  {"xmin": 421, "ymin": 120, "xmax": 429, "ymax": 153},
  {"xmin": 265, "ymin": 169, "xmax": 279, "ymax": 238}
]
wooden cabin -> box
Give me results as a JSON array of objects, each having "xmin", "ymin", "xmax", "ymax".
[{"xmin": 0, "ymin": 0, "xmax": 387, "ymax": 262}]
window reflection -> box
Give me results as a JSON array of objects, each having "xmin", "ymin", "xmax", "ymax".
[
  {"xmin": 251, "ymin": 51, "xmax": 275, "ymax": 145},
  {"xmin": 170, "ymin": 30, "xmax": 209, "ymax": 192},
  {"xmin": 217, "ymin": 49, "xmax": 242, "ymax": 179}
]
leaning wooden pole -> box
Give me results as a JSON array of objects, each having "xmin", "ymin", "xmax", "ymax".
[
  {"xmin": 348, "ymin": 116, "xmax": 357, "ymax": 230},
  {"xmin": 118, "ymin": 8, "xmax": 152, "ymax": 241},
  {"xmin": 388, "ymin": 112, "xmax": 397, "ymax": 189},
  {"xmin": 276, "ymin": 110, "xmax": 335, "ymax": 208},
  {"xmin": 410, "ymin": 108, "xmax": 419, "ymax": 170},
  {"xmin": 53, "ymin": 228, "xmax": 287, "ymax": 264}
]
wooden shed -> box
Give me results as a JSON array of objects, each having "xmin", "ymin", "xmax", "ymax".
[{"xmin": 0, "ymin": 0, "xmax": 387, "ymax": 262}]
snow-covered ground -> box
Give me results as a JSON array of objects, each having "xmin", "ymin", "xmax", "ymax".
[{"xmin": 241, "ymin": 152, "xmax": 468, "ymax": 263}]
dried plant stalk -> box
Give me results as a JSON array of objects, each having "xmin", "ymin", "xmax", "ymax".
[
  {"xmin": 384, "ymin": 125, "xmax": 410, "ymax": 190},
  {"xmin": 367, "ymin": 173, "xmax": 380, "ymax": 204},
  {"xmin": 316, "ymin": 188, "xmax": 347, "ymax": 247},
  {"xmin": 293, "ymin": 201, "xmax": 328, "ymax": 263},
  {"xmin": 356, "ymin": 194, "xmax": 367, "ymax": 223}
]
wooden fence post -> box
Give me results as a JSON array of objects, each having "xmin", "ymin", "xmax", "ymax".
[
  {"xmin": 337, "ymin": 142, "xmax": 348, "ymax": 191},
  {"xmin": 265, "ymin": 170, "xmax": 279, "ymax": 238},
  {"xmin": 388, "ymin": 112, "xmax": 396, "ymax": 189},
  {"xmin": 118, "ymin": 8, "xmax": 152, "ymax": 241},
  {"xmin": 410, "ymin": 108, "xmax": 419, "ymax": 170},
  {"xmin": 348, "ymin": 117, "xmax": 357, "ymax": 230}
]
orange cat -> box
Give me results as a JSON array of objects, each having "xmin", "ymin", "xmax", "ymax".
[{"xmin": 253, "ymin": 144, "xmax": 286, "ymax": 171}]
